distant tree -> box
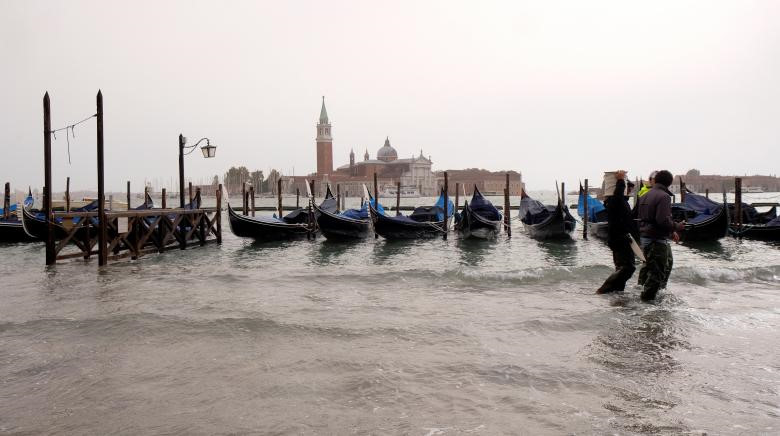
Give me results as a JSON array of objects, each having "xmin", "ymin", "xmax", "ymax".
[
  {"xmin": 265, "ymin": 169, "xmax": 280, "ymax": 194},
  {"xmin": 223, "ymin": 166, "xmax": 251, "ymax": 194},
  {"xmin": 211, "ymin": 175, "xmax": 220, "ymax": 187},
  {"xmin": 250, "ymin": 170, "xmax": 264, "ymax": 192}
]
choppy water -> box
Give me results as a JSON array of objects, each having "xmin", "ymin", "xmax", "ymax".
[{"xmin": 1, "ymin": 193, "xmax": 779, "ymax": 435}]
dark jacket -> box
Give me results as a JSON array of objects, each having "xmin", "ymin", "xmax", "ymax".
[
  {"xmin": 637, "ymin": 184, "xmax": 683, "ymax": 240},
  {"xmin": 605, "ymin": 179, "xmax": 639, "ymax": 247}
]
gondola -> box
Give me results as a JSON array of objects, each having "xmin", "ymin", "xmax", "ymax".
[
  {"xmin": 0, "ymin": 189, "xmax": 35, "ymax": 242},
  {"xmin": 577, "ymin": 186, "xmax": 608, "ymax": 240},
  {"xmin": 728, "ymin": 203, "xmax": 780, "ymax": 241},
  {"xmin": 671, "ymin": 190, "xmax": 728, "ymax": 241},
  {"xmin": 22, "ymin": 198, "xmax": 99, "ymax": 241},
  {"xmin": 314, "ymin": 195, "xmax": 385, "ymax": 241},
  {"xmin": 519, "ymin": 190, "xmax": 576, "ymax": 240},
  {"xmin": 22, "ymin": 192, "xmax": 154, "ymax": 242},
  {"xmin": 369, "ymin": 190, "xmax": 454, "ymax": 240},
  {"xmin": 228, "ymin": 188, "xmax": 338, "ymax": 242},
  {"xmin": 456, "ymin": 186, "xmax": 502, "ymax": 239}
]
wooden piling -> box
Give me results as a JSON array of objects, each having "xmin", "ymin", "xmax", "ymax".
[
  {"xmin": 583, "ymin": 178, "xmax": 589, "ymax": 240},
  {"xmin": 242, "ymin": 183, "xmax": 247, "ymax": 215},
  {"xmin": 43, "ymin": 93, "xmax": 55, "ymax": 265},
  {"xmin": 504, "ymin": 173, "xmax": 511, "ymax": 237},
  {"xmin": 96, "ymin": 90, "xmax": 107, "ymax": 266},
  {"xmin": 336, "ymin": 184, "xmax": 341, "ymax": 213},
  {"xmin": 2, "ymin": 182, "xmax": 9, "ymax": 220},
  {"xmin": 178, "ymin": 133, "xmax": 186, "ymax": 208},
  {"xmin": 65, "ymin": 177, "xmax": 71, "ymax": 212},
  {"xmin": 126, "ymin": 181, "xmax": 131, "ymax": 210},
  {"xmin": 250, "ymin": 185, "xmax": 255, "ymax": 216},
  {"xmin": 735, "ymin": 177, "xmax": 743, "ymax": 233},
  {"xmin": 216, "ymin": 183, "xmax": 223, "ymax": 244},
  {"xmin": 277, "ymin": 178, "xmax": 283, "ymax": 218},
  {"xmin": 705, "ymin": 188, "xmax": 709, "ymax": 199},
  {"xmin": 396, "ymin": 181, "xmax": 401, "ymax": 216},
  {"xmin": 296, "ymin": 188, "xmax": 300, "ymax": 209},
  {"xmin": 189, "ymin": 181, "xmax": 193, "ymax": 206},
  {"xmin": 443, "ymin": 171, "xmax": 448, "ymax": 240},
  {"xmin": 722, "ymin": 187, "xmax": 729, "ymax": 235},
  {"xmin": 197, "ymin": 187, "xmax": 205, "ymax": 246},
  {"xmin": 455, "ymin": 182, "xmax": 460, "ymax": 212},
  {"xmin": 161, "ymin": 188, "xmax": 167, "ymax": 209},
  {"xmin": 679, "ymin": 178, "xmax": 686, "ymax": 203},
  {"xmin": 374, "ymin": 172, "xmax": 379, "ymax": 238}
]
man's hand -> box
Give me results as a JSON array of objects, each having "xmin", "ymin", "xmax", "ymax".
[{"xmin": 615, "ymin": 170, "xmax": 627, "ymax": 180}]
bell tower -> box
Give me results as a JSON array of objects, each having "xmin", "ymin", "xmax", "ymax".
[{"xmin": 316, "ymin": 96, "xmax": 333, "ymax": 176}]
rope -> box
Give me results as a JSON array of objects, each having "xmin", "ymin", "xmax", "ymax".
[{"xmin": 48, "ymin": 113, "xmax": 97, "ymax": 164}]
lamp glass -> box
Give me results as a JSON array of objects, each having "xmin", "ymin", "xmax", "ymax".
[{"xmin": 201, "ymin": 144, "xmax": 216, "ymax": 158}]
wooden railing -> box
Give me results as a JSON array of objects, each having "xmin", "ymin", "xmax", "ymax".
[{"xmin": 49, "ymin": 188, "xmax": 222, "ymax": 264}]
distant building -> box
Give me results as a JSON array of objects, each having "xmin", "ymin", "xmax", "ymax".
[
  {"xmin": 436, "ymin": 169, "xmax": 524, "ymax": 196},
  {"xmin": 671, "ymin": 169, "xmax": 780, "ymax": 193},
  {"xmin": 315, "ymin": 97, "xmax": 333, "ymax": 176}
]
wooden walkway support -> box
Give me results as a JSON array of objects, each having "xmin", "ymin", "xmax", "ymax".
[
  {"xmin": 504, "ymin": 173, "xmax": 511, "ymax": 237},
  {"xmin": 583, "ymin": 178, "xmax": 589, "ymax": 240},
  {"xmin": 40, "ymin": 91, "xmax": 221, "ymax": 266},
  {"xmin": 735, "ymin": 177, "xmax": 743, "ymax": 233}
]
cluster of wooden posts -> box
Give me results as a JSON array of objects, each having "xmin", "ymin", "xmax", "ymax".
[{"xmin": 41, "ymin": 91, "xmax": 221, "ymax": 267}]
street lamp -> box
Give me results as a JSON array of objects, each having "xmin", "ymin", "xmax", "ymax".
[{"xmin": 179, "ymin": 133, "xmax": 217, "ymax": 208}]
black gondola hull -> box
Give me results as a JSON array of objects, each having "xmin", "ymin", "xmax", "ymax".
[
  {"xmin": 680, "ymin": 206, "xmax": 728, "ymax": 242},
  {"xmin": 522, "ymin": 206, "xmax": 576, "ymax": 240},
  {"xmin": 458, "ymin": 205, "xmax": 501, "ymax": 239},
  {"xmin": 228, "ymin": 205, "xmax": 310, "ymax": 242},
  {"xmin": 370, "ymin": 207, "xmax": 444, "ymax": 240},
  {"xmin": 21, "ymin": 205, "xmax": 96, "ymax": 242},
  {"xmin": 0, "ymin": 220, "xmax": 36, "ymax": 242},
  {"xmin": 315, "ymin": 206, "xmax": 370, "ymax": 240},
  {"xmin": 587, "ymin": 221, "xmax": 609, "ymax": 240},
  {"xmin": 730, "ymin": 224, "xmax": 780, "ymax": 241}
]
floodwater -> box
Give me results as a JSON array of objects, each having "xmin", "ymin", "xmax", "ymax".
[{"xmin": 1, "ymin": 193, "xmax": 778, "ymax": 435}]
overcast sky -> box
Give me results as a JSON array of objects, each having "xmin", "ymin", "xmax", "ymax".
[{"xmin": 1, "ymin": 0, "xmax": 778, "ymax": 192}]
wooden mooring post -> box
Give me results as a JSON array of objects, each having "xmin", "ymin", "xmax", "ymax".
[
  {"xmin": 504, "ymin": 173, "xmax": 511, "ymax": 237},
  {"xmin": 296, "ymin": 188, "xmax": 300, "ymax": 209},
  {"xmin": 188, "ymin": 181, "xmax": 193, "ymax": 206},
  {"xmin": 395, "ymin": 181, "xmax": 401, "ymax": 216},
  {"xmin": 336, "ymin": 184, "xmax": 341, "ymax": 213},
  {"xmin": 454, "ymin": 182, "xmax": 460, "ymax": 212},
  {"xmin": 583, "ymin": 178, "xmax": 589, "ymax": 240},
  {"xmin": 96, "ymin": 90, "xmax": 107, "ymax": 266},
  {"xmin": 277, "ymin": 178, "xmax": 283, "ymax": 218},
  {"xmin": 2, "ymin": 182, "xmax": 9, "ymax": 220},
  {"xmin": 216, "ymin": 183, "xmax": 223, "ymax": 244},
  {"xmin": 241, "ymin": 183, "xmax": 247, "ymax": 215},
  {"xmin": 161, "ymin": 188, "xmax": 167, "ymax": 209},
  {"xmin": 374, "ymin": 172, "xmax": 379, "ymax": 238},
  {"xmin": 679, "ymin": 178, "xmax": 686, "ymax": 203},
  {"xmin": 705, "ymin": 188, "xmax": 709, "ymax": 199},
  {"xmin": 442, "ymin": 171, "xmax": 448, "ymax": 240},
  {"xmin": 65, "ymin": 177, "xmax": 71, "ymax": 212},
  {"xmin": 126, "ymin": 181, "xmax": 131, "ymax": 210},
  {"xmin": 43, "ymin": 92, "xmax": 55, "ymax": 265},
  {"xmin": 250, "ymin": 185, "xmax": 255, "ymax": 216},
  {"xmin": 735, "ymin": 177, "xmax": 743, "ymax": 234}
]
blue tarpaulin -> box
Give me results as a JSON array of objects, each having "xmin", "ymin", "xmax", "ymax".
[{"xmin": 577, "ymin": 191, "xmax": 606, "ymax": 222}]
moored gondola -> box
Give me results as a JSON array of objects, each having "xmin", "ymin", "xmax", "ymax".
[
  {"xmin": 672, "ymin": 190, "xmax": 728, "ymax": 241},
  {"xmin": 457, "ymin": 186, "xmax": 502, "ymax": 239},
  {"xmin": 0, "ymin": 189, "xmax": 35, "ymax": 242},
  {"xmin": 519, "ymin": 190, "xmax": 576, "ymax": 240},
  {"xmin": 22, "ymin": 198, "xmax": 100, "ymax": 241},
  {"xmin": 728, "ymin": 203, "xmax": 780, "ymax": 241},
  {"xmin": 228, "ymin": 188, "xmax": 337, "ymax": 242},
  {"xmin": 577, "ymin": 186, "xmax": 608, "ymax": 240},
  {"xmin": 314, "ymin": 194, "xmax": 385, "ymax": 241},
  {"xmin": 369, "ymin": 190, "xmax": 454, "ymax": 240}
]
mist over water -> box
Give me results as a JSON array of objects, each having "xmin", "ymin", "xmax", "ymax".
[{"xmin": 1, "ymin": 195, "xmax": 779, "ymax": 434}]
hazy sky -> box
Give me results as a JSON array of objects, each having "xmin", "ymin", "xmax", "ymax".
[{"xmin": 1, "ymin": 0, "xmax": 778, "ymax": 191}]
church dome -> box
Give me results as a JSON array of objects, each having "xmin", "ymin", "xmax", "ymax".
[{"xmin": 377, "ymin": 137, "xmax": 398, "ymax": 162}]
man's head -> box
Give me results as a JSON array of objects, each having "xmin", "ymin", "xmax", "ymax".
[
  {"xmin": 654, "ymin": 170, "xmax": 673, "ymax": 187},
  {"xmin": 627, "ymin": 180, "xmax": 636, "ymax": 195},
  {"xmin": 648, "ymin": 170, "xmax": 658, "ymax": 185}
]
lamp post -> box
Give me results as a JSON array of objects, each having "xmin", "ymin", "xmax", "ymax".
[{"xmin": 178, "ymin": 133, "xmax": 217, "ymax": 208}]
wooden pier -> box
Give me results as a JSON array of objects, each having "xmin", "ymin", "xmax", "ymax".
[{"xmin": 41, "ymin": 91, "xmax": 221, "ymax": 266}]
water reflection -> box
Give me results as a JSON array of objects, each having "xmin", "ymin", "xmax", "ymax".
[
  {"xmin": 312, "ymin": 239, "xmax": 360, "ymax": 265},
  {"xmin": 537, "ymin": 238, "xmax": 578, "ymax": 266},
  {"xmin": 588, "ymin": 305, "xmax": 691, "ymax": 432},
  {"xmin": 681, "ymin": 240, "xmax": 728, "ymax": 259},
  {"xmin": 372, "ymin": 239, "xmax": 416, "ymax": 264},
  {"xmin": 456, "ymin": 237, "xmax": 497, "ymax": 266}
]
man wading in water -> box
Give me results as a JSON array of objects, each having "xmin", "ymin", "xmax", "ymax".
[
  {"xmin": 596, "ymin": 170, "xmax": 639, "ymax": 294},
  {"xmin": 636, "ymin": 170, "xmax": 685, "ymax": 301}
]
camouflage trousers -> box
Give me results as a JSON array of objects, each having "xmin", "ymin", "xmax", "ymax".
[{"xmin": 638, "ymin": 240, "xmax": 673, "ymax": 301}]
